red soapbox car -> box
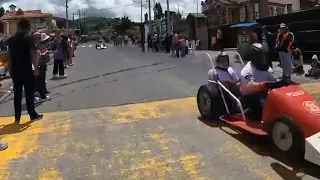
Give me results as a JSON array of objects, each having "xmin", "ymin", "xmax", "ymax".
[{"xmin": 197, "ymin": 52, "xmax": 320, "ymax": 166}]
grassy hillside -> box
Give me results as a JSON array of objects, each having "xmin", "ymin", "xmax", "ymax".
[{"xmin": 54, "ymin": 16, "xmax": 140, "ymax": 35}]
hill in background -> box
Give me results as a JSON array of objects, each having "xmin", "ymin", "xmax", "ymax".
[{"xmin": 54, "ymin": 16, "xmax": 122, "ymax": 34}]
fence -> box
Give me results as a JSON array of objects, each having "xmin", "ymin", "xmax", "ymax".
[{"xmin": 257, "ymin": 8, "xmax": 320, "ymax": 62}]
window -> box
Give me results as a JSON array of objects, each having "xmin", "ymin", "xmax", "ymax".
[
  {"xmin": 271, "ymin": 6, "xmax": 285, "ymax": 16},
  {"xmin": 254, "ymin": 3, "xmax": 259, "ymax": 19},
  {"xmin": 280, "ymin": 7, "xmax": 285, "ymax": 15},
  {"xmin": 239, "ymin": 6, "xmax": 246, "ymax": 22},
  {"xmin": 269, "ymin": 6, "xmax": 274, "ymax": 16}
]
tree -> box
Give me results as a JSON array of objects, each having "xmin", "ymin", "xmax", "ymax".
[
  {"xmin": 0, "ymin": 7, "xmax": 5, "ymax": 17},
  {"xmin": 113, "ymin": 16, "xmax": 134, "ymax": 34},
  {"xmin": 154, "ymin": 3, "xmax": 164, "ymax": 20},
  {"xmin": 177, "ymin": 12, "xmax": 182, "ymax": 19}
]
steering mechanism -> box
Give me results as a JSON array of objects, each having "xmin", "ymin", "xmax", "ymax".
[{"xmin": 265, "ymin": 79, "xmax": 290, "ymax": 90}]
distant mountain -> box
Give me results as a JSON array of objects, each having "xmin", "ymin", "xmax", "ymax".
[
  {"xmin": 53, "ymin": 16, "xmax": 140, "ymax": 35},
  {"xmin": 53, "ymin": 16, "xmax": 121, "ymax": 31},
  {"xmin": 53, "ymin": 17, "xmax": 74, "ymax": 29}
]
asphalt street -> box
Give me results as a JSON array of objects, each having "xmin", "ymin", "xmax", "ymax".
[{"xmin": 0, "ymin": 43, "xmax": 319, "ymax": 179}]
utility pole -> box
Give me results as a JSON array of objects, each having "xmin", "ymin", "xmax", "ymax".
[
  {"xmin": 148, "ymin": 0, "xmax": 151, "ymax": 22},
  {"xmin": 65, "ymin": 0, "xmax": 69, "ymax": 33},
  {"xmin": 195, "ymin": 0, "xmax": 198, "ymax": 40},
  {"xmin": 141, "ymin": 0, "xmax": 145, "ymax": 52},
  {"xmin": 166, "ymin": 0, "xmax": 170, "ymax": 33},
  {"xmin": 72, "ymin": 12, "xmax": 75, "ymax": 27},
  {"xmin": 83, "ymin": 10, "xmax": 86, "ymax": 35},
  {"xmin": 78, "ymin": 9, "xmax": 81, "ymax": 34}
]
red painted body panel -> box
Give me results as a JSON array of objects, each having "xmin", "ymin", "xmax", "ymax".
[
  {"xmin": 220, "ymin": 85, "xmax": 320, "ymax": 137},
  {"xmin": 263, "ymin": 85, "xmax": 320, "ymax": 138},
  {"xmin": 220, "ymin": 115, "xmax": 266, "ymax": 135}
]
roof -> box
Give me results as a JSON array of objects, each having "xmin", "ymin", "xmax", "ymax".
[
  {"xmin": 187, "ymin": 13, "xmax": 207, "ymax": 18},
  {"xmin": 209, "ymin": 0, "xmax": 239, "ymax": 10},
  {"xmin": 230, "ymin": 22, "xmax": 260, "ymax": 28},
  {"xmin": 219, "ymin": 0, "xmax": 238, "ymax": 5},
  {"xmin": 1, "ymin": 9, "xmax": 51, "ymax": 20}
]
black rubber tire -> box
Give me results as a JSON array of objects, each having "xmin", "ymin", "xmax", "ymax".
[
  {"xmin": 197, "ymin": 84, "xmax": 225, "ymax": 120},
  {"xmin": 268, "ymin": 115, "xmax": 305, "ymax": 161}
]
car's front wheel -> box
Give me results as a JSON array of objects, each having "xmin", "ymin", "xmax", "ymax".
[{"xmin": 269, "ymin": 115, "xmax": 305, "ymax": 161}]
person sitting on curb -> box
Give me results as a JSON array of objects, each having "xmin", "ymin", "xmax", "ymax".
[
  {"xmin": 305, "ymin": 54, "xmax": 320, "ymax": 78},
  {"xmin": 291, "ymin": 46, "xmax": 304, "ymax": 74}
]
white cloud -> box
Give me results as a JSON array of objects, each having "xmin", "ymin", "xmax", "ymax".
[{"xmin": 1, "ymin": 0, "xmax": 200, "ymax": 21}]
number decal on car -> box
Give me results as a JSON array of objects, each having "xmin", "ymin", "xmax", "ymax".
[
  {"xmin": 286, "ymin": 90, "xmax": 305, "ymax": 97},
  {"xmin": 303, "ymin": 101, "xmax": 320, "ymax": 115}
]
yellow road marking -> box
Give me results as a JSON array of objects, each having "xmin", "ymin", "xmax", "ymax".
[
  {"xmin": 0, "ymin": 113, "xmax": 54, "ymax": 179},
  {"xmin": 0, "ymin": 97, "xmax": 284, "ymax": 179},
  {"xmin": 99, "ymin": 97, "xmax": 197, "ymax": 124},
  {"xmin": 37, "ymin": 168, "xmax": 63, "ymax": 180},
  {"xmin": 180, "ymin": 155, "xmax": 208, "ymax": 180}
]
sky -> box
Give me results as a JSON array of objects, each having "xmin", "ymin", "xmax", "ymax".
[{"xmin": 0, "ymin": 0, "xmax": 201, "ymax": 22}]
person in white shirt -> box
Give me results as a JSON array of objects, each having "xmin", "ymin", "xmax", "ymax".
[
  {"xmin": 208, "ymin": 52, "xmax": 240, "ymax": 113},
  {"xmin": 208, "ymin": 52, "xmax": 238, "ymax": 83}
]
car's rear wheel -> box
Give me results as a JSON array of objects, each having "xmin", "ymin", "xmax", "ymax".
[
  {"xmin": 197, "ymin": 84, "xmax": 225, "ymax": 120},
  {"xmin": 269, "ymin": 115, "xmax": 304, "ymax": 161}
]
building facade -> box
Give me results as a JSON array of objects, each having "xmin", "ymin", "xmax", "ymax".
[
  {"xmin": 201, "ymin": 0, "xmax": 300, "ymax": 27},
  {"xmin": 0, "ymin": 4, "xmax": 54, "ymax": 36}
]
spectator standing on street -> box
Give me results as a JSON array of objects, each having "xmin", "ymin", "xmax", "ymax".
[
  {"xmin": 53, "ymin": 34, "xmax": 69, "ymax": 79},
  {"xmin": 172, "ymin": 33, "xmax": 179, "ymax": 57},
  {"xmin": 36, "ymin": 33, "xmax": 51, "ymax": 101},
  {"xmin": 179, "ymin": 35, "xmax": 186, "ymax": 57},
  {"xmin": 7, "ymin": 19, "xmax": 43, "ymax": 123},
  {"xmin": 275, "ymin": 23, "xmax": 294, "ymax": 80},
  {"xmin": 124, "ymin": 34, "xmax": 129, "ymax": 46}
]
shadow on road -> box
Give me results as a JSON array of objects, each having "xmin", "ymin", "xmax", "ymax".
[
  {"xmin": 0, "ymin": 121, "xmax": 32, "ymax": 135},
  {"xmin": 197, "ymin": 117, "xmax": 320, "ymax": 180}
]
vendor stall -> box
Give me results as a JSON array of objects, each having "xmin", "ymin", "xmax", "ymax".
[{"xmin": 230, "ymin": 22, "xmax": 262, "ymax": 60}]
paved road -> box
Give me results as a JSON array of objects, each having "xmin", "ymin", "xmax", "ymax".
[{"xmin": 0, "ymin": 43, "xmax": 319, "ymax": 180}]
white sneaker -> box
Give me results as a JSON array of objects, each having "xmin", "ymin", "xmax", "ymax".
[
  {"xmin": 34, "ymin": 97, "xmax": 40, "ymax": 102},
  {"xmin": 40, "ymin": 95, "xmax": 51, "ymax": 102},
  {"xmin": 59, "ymin": 75, "xmax": 67, "ymax": 78}
]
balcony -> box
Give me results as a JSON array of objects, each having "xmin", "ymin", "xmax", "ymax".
[{"xmin": 201, "ymin": 1, "xmax": 209, "ymax": 12}]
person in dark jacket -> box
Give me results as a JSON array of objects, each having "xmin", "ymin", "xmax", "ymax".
[
  {"xmin": 7, "ymin": 19, "xmax": 43, "ymax": 123},
  {"xmin": 52, "ymin": 34, "xmax": 69, "ymax": 78}
]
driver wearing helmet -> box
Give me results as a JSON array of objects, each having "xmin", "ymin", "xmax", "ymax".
[
  {"xmin": 208, "ymin": 52, "xmax": 240, "ymax": 113},
  {"xmin": 208, "ymin": 52, "xmax": 238, "ymax": 83},
  {"xmin": 240, "ymin": 43, "xmax": 277, "ymax": 119}
]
